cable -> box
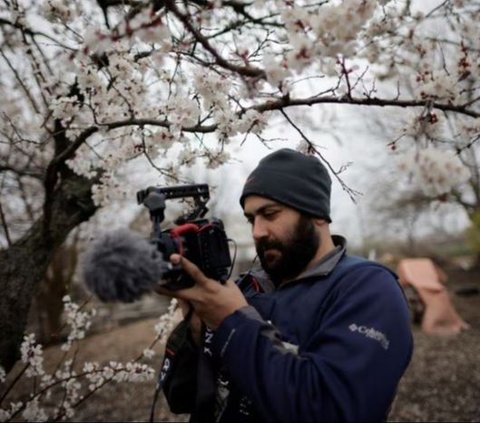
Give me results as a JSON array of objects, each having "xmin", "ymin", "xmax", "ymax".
[{"xmin": 226, "ymin": 238, "xmax": 237, "ymax": 280}]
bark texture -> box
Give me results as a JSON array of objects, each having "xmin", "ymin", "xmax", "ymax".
[{"xmin": 0, "ymin": 173, "xmax": 97, "ymax": 372}]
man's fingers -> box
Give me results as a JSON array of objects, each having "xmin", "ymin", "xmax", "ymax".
[
  {"xmin": 177, "ymin": 298, "xmax": 191, "ymax": 316},
  {"xmin": 170, "ymin": 254, "xmax": 211, "ymax": 287},
  {"xmin": 154, "ymin": 284, "xmax": 176, "ymax": 297}
]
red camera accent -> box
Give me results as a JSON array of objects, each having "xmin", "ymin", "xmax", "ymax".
[
  {"xmin": 170, "ymin": 223, "xmax": 200, "ymax": 237},
  {"xmin": 170, "ymin": 223, "xmax": 200, "ymax": 256}
]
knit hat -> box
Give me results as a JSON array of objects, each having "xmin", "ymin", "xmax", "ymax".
[{"xmin": 240, "ymin": 148, "xmax": 332, "ymax": 222}]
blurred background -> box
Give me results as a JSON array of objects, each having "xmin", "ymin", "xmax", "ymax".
[
  {"xmin": 2, "ymin": 0, "xmax": 479, "ymax": 421},
  {"xmin": 11, "ymin": 107, "xmax": 479, "ymax": 422}
]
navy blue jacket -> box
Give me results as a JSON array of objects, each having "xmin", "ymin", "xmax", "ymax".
[{"xmin": 165, "ymin": 240, "xmax": 413, "ymax": 422}]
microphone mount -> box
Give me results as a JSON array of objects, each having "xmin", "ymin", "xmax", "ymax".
[{"xmin": 136, "ymin": 184, "xmax": 210, "ymax": 231}]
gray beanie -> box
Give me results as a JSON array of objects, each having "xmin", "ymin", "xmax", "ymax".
[{"xmin": 240, "ymin": 148, "xmax": 332, "ymax": 222}]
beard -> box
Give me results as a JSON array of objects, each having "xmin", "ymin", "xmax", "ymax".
[{"xmin": 255, "ymin": 214, "xmax": 320, "ymax": 284}]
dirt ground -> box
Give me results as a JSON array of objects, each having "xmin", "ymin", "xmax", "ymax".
[
  {"xmin": 3, "ymin": 267, "xmax": 480, "ymax": 422},
  {"xmin": 389, "ymin": 267, "xmax": 480, "ymax": 422}
]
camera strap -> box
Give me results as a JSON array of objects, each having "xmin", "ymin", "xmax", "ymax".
[
  {"xmin": 149, "ymin": 307, "xmax": 193, "ymax": 422},
  {"xmin": 193, "ymin": 323, "xmax": 217, "ymax": 422},
  {"xmin": 237, "ymin": 272, "xmax": 271, "ymax": 294}
]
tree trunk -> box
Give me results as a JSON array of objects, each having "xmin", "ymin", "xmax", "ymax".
[
  {"xmin": 32, "ymin": 242, "xmax": 79, "ymax": 345},
  {"xmin": 0, "ymin": 173, "xmax": 97, "ymax": 373}
]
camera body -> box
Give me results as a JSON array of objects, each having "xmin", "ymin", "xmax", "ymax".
[{"xmin": 137, "ymin": 184, "xmax": 232, "ymax": 290}]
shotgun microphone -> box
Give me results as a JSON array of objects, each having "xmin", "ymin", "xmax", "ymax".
[{"xmin": 82, "ymin": 229, "xmax": 170, "ymax": 302}]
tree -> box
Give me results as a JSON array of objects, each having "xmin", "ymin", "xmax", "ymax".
[
  {"xmin": 346, "ymin": 0, "xmax": 480, "ymax": 258},
  {"xmin": 359, "ymin": 171, "xmax": 467, "ymax": 254},
  {"xmin": 1, "ymin": 0, "xmax": 479, "ymax": 373}
]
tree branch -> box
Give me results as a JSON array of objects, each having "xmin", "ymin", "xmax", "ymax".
[
  {"xmin": 0, "ymin": 165, "xmax": 43, "ymax": 179},
  {"xmin": 0, "ymin": 201, "xmax": 12, "ymax": 247},
  {"xmin": 0, "ymin": 17, "xmax": 77, "ymax": 52},
  {"xmin": 163, "ymin": 0, "xmax": 266, "ymax": 79},
  {"xmin": 253, "ymin": 95, "xmax": 480, "ymax": 119},
  {"xmin": 0, "ymin": 48, "xmax": 40, "ymax": 114},
  {"xmin": 97, "ymin": 93, "xmax": 480, "ymax": 140},
  {"xmin": 280, "ymin": 109, "xmax": 361, "ymax": 202}
]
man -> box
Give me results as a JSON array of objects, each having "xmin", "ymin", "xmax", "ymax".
[{"xmin": 158, "ymin": 148, "xmax": 413, "ymax": 422}]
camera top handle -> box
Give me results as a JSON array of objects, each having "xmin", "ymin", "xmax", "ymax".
[{"xmin": 136, "ymin": 184, "xmax": 210, "ymax": 228}]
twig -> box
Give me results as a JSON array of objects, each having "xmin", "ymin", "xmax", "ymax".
[
  {"xmin": 280, "ymin": 109, "xmax": 361, "ymax": 203},
  {"xmin": 0, "ymin": 201, "xmax": 12, "ymax": 247},
  {"xmin": 0, "ymin": 363, "xmax": 30, "ymax": 406}
]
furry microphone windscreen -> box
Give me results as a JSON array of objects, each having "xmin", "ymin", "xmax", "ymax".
[{"xmin": 82, "ymin": 229, "xmax": 170, "ymax": 302}]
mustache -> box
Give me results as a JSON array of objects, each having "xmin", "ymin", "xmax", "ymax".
[{"xmin": 255, "ymin": 238, "xmax": 284, "ymax": 255}]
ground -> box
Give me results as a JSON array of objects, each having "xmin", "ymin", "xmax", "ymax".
[
  {"xmin": 389, "ymin": 266, "xmax": 480, "ymax": 422},
  {"xmin": 2, "ymin": 267, "xmax": 480, "ymax": 422}
]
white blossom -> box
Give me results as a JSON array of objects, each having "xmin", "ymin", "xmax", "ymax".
[
  {"xmin": 206, "ymin": 149, "xmax": 231, "ymax": 169},
  {"xmin": 0, "ymin": 402, "xmax": 23, "ymax": 422},
  {"xmin": 166, "ymin": 96, "xmax": 201, "ymax": 128},
  {"xmin": 281, "ymin": 7, "xmax": 310, "ymax": 35},
  {"xmin": 193, "ymin": 70, "xmax": 231, "ymax": 110},
  {"xmin": 396, "ymin": 148, "xmax": 470, "ymax": 197},
  {"xmin": 213, "ymin": 108, "xmax": 239, "ymax": 137},
  {"xmin": 0, "ymin": 409, "xmax": 9, "ymax": 422},
  {"xmin": 61, "ymin": 296, "xmax": 96, "ymax": 351},
  {"xmin": 40, "ymin": 373, "xmax": 53, "ymax": 389},
  {"xmin": 458, "ymin": 118, "xmax": 480, "ymax": 144},
  {"xmin": 82, "ymin": 31, "xmax": 114, "ymax": 56},
  {"xmin": 76, "ymin": 65, "xmax": 106, "ymax": 95},
  {"xmin": 82, "ymin": 362, "xmax": 98, "ymax": 373},
  {"xmin": 296, "ymin": 140, "xmax": 312, "ymax": 155},
  {"xmin": 22, "ymin": 398, "xmax": 48, "ymax": 422},
  {"xmin": 285, "ymin": 35, "xmax": 316, "ymax": 72},
  {"xmin": 154, "ymin": 298, "xmax": 178, "ymax": 341},
  {"xmin": 235, "ymin": 110, "xmax": 268, "ymax": 135},
  {"xmin": 91, "ymin": 172, "xmax": 132, "ymax": 208},
  {"xmin": 110, "ymin": 362, "xmax": 155, "ymax": 383},
  {"xmin": 149, "ymin": 128, "xmax": 176, "ymax": 151},
  {"xmin": 49, "ymin": 96, "xmax": 81, "ymax": 124},
  {"xmin": 413, "ymin": 72, "xmax": 460, "ymax": 104},
  {"xmin": 0, "ymin": 300, "xmax": 175, "ymax": 421},
  {"xmin": 20, "ymin": 334, "xmax": 45, "ymax": 378},
  {"xmin": 401, "ymin": 111, "xmax": 446, "ymax": 141},
  {"xmin": 143, "ymin": 348, "xmax": 156, "ymax": 359},
  {"xmin": 309, "ymin": 0, "xmax": 376, "ymax": 58},
  {"xmin": 133, "ymin": 10, "xmax": 172, "ymax": 48},
  {"xmin": 41, "ymin": 0, "xmax": 73, "ymax": 24},
  {"xmin": 263, "ymin": 53, "xmax": 291, "ymax": 88},
  {"xmin": 1, "ymin": 2, "xmax": 480, "ymax": 419},
  {"xmin": 177, "ymin": 145, "xmax": 199, "ymax": 166}
]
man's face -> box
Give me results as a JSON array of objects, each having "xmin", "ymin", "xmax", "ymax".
[{"xmin": 243, "ymin": 196, "xmax": 320, "ymax": 283}]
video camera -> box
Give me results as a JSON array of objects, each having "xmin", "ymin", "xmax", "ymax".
[{"xmin": 137, "ymin": 184, "xmax": 232, "ymax": 290}]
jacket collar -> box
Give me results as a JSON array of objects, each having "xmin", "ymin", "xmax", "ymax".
[
  {"xmin": 248, "ymin": 235, "xmax": 347, "ymax": 291},
  {"xmin": 294, "ymin": 235, "xmax": 346, "ymax": 281}
]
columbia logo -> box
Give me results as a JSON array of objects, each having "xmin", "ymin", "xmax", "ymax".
[{"xmin": 349, "ymin": 323, "xmax": 390, "ymax": 350}]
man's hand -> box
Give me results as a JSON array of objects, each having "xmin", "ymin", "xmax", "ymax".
[{"xmin": 155, "ymin": 254, "xmax": 248, "ymax": 330}]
